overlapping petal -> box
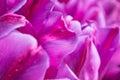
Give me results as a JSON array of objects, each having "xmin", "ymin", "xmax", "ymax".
[
  {"xmin": 101, "ymin": 47, "xmax": 120, "ymax": 80},
  {"xmin": 0, "ymin": 0, "xmax": 26, "ymax": 16},
  {"xmin": 95, "ymin": 27, "xmax": 119, "ymax": 77},
  {"xmin": 56, "ymin": 37, "xmax": 100, "ymax": 80},
  {"xmin": 0, "ymin": 31, "xmax": 49, "ymax": 80},
  {"xmin": 40, "ymin": 15, "xmax": 79, "ymax": 79},
  {"xmin": 17, "ymin": 0, "xmax": 55, "ymax": 34},
  {"xmin": 0, "ymin": 0, "xmax": 119, "ymax": 80},
  {"xmin": 0, "ymin": 13, "xmax": 26, "ymax": 38}
]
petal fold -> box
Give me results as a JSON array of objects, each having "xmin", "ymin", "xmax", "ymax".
[{"xmin": 0, "ymin": 14, "xmax": 26, "ymax": 38}]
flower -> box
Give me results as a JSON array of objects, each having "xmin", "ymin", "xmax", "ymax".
[{"xmin": 0, "ymin": 0, "xmax": 120, "ymax": 80}]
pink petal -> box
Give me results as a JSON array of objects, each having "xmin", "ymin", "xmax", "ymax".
[
  {"xmin": 0, "ymin": 0, "xmax": 26, "ymax": 16},
  {"xmin": 0, "ymin": 31, "xmax": 49, "ymax": 80},
  {"xmin": 101, "ymin": 0, "xmax": 120, "ymax": 25},
  {"xmin": 7, "ymin": 0, "xmax": 27, "ymax": 13},
  {"xmin": 41, "ymin": 16, "xmax": 80, "ymax": 79},
  {"xmin": 17, "ymin": 0, "xmax": 55, "ymax": 34},
  {"xmin": 101, "ymin": 47, "xmax": 120, "ymax": 80},
  {"xmin": 79, "ymin": 39, "xmax": 100, "ymax": 80},
  {"xmin": 56, "ymin": 37, "xmax": 100, "ymax": 80},
  {"xmin": 3, "ymin": 47, "xmax": 49, "ymax": 80},
  {"xmin": 95, "ymin": 27, "xmax": 119, "ymax": 75},
  {"xmin": 56, "ymin": 36, "xmax": 88, "ymax": 79},
  {"xmin": 56, "ymin": 63, "xmax": 79, "ymax": 80},
  {"xmin": 0, "ymin": 13, "xmax": 26, "ymax": 38},
  {"xmin": 0, "ymin": 0, "xmax": 7, "ymax": 15}
]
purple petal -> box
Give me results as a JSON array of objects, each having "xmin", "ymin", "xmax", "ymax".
[
  {"xmin": 0, "ymin": 0, "xmax": 26, "ymax": 16},
  {"xmin": 17, "ymin": 0, "xmax": 55, "ymax": 34},
  {"xmin": 41, "ymin": 16, "xmax": 80, "ymax": 79},
  {"xmin": 0, "ymin": 0, "xmax": 7, "ymax": 15},
  {"xmin": 56, "ymin": 36, "xmax": 88, "ymax": 79},
  {"xmin": 7, "ymin": 0, "xmax": 27, "ymax": 13},
  {"xmin": 0, "ymin": 31, "xmax": 37, "ymax": 79},
  {"xmin": 56, "ymin": 63, "xmax": 79, "ymax": 80},
  {"xmin": 79, "ymin": 39, "xmax": 100, "ymax": 80},
  {"xmin": 58, "ymin": 0, "xmax": 69, "ymax": 3},
  {"xmin": 56, "ymin": 37, "xmax": 100, "ymax": 80},
  {"xmin": 3, "ymin": 47, "xmax": 49, "ymax": 80},
  {"xmin": 101, "ymin": 0, "xmax": 120, "ymax": 25},
  {"xmin": 18, "ymin": 11, "xmax": 63, "ymax": 38},
  {"xmin": 0, "ymin": 13, "xmax": 26, "ymax": 38},
  {"xmin": 0, "ymin": 31, "xmax": 49, "ymax": 80},
  {"xmin": 101, "ymin": 47, "xmax": 120, "ymax": 80},
  {"xmin": 95, "ymin": 27, "xmax": 119, "ymax": 75}
]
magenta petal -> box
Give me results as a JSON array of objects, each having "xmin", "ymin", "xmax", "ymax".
[
  {"xmin": 17, "ymin": 0, "xmax": 55, "ymax": 34},
  {"xmin": 102, "ymin": 47, "xmax": 120, "ymax": 80},
  {"xmin": 56, "ymin": 37, "xmax": 100, "ymax": 80},
  {"xmin": 40, "ymin": 16, "xmax": 77, "ymax": 66},
  {"xmin": 43, "ymin": 37, "xmax": 78, "ymax": 79},
  {"xmin": 4, "ymin": 47, "xmax": 49, "ymax": 80},
  {"xmin": 103, "ymin": 50, "xmax": 120, "ymax": 80},
  {"xmin": 41, "ymin": 16, "xmax": 79, "ymax": 79},
  {"xmin": 79, "ymin": 39, "xmax": 100, "ymax": 80},
  {"xmin": 17, "ymin": 21, "xmax": 36, "ymax": 37},
  {"xmin": 0, "ymin": 31, "xmax": 37, "ymax": 79},
  {"xmin": 58, "ymin": 0, "xmax": 69, "ymax": 3},
  {"xmin": 0, "ymin": 0, "xmax": 7, "ymax": 15},
  {"xmin": 62, "ymin": 36, "xmax": 90, "ymax": 76},
  {"xmin": 101, "ymin": 0, "xmax": 120, "ymax": 25},
  {"xmin": 7, "ymin": 0, "xmax": 27, "ymax": 13},
  {"xmin": 0, "ymin": 13, "xmax": 26, "ymax": 38},
  {"xmin": 0, "ymin": 31, "xmax": 49, "ymax": 80},
  {"xmin": 0, "ymin": 0, "xmax": 26, "ymax": 16},
  {"xmin": 57, "ymin": 37, "xmax": 86, "ymax": 80},
  {"xmin": 95, "ymin": 27, "xmax": 119, "ymax": 74},
  {"xmin": 56, "ymin": 63, "xmax": 79, "ymax": 80},
  {"xmin": 29, "ymin": 1, "xmax": 55, "ymax": 34}
]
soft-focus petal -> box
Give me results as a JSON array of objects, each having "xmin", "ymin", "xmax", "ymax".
[
  {"xmin": 0, "ymin": 31, "xmax": 37, "ymax": 79},
  {"xmin": 95, "ymin": 27, "xmax": 119, "ymax": 75},
  {"xmin": 56, "ymin": 63, "xmax": 79, "ymax": 80},
  {"xmin": 79, "ymin": 39, "xmax": 100, "ymax": 80},
  {"xmin": 0, "ymin": 0, "xmax": 7, "ymax": 15},
  {"xmin": 101, "ymin": 0, "xmax": 120, "ymax": 25},
  {"xmin": 0, "ymin": 0, "xmax": 118, "ymax": 79},
  {"xmin": 0, "ymin": 31, "xmax": 49, "ymax": 80},
  {"xmin": 17, "ymin": 0, "xmax": 55, "ymax": 34},
  {"xmin": 7, "ymin": 0, "xmax": 27, "ymax": 13},
  {"xmin": 102, "ymin": 47, "xmax": 120, "ymax": 80},
  {"xmin": 3, "ymin": 46, "xmax": 49, "ymax": 80},
  {"xmin": 0, "ymin": 0, "xmax": 26, "ymax": 16},
  {"xmin": 56, "ymin": 37, "xmax": 100, "ymax": 80},
  {"xmin": 0, "ymin": 13, "xmax": 26, "ymax": 38},
  {"xmin": 41, "ymin": 16, "xmax": 78, "ymax": 79}
]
